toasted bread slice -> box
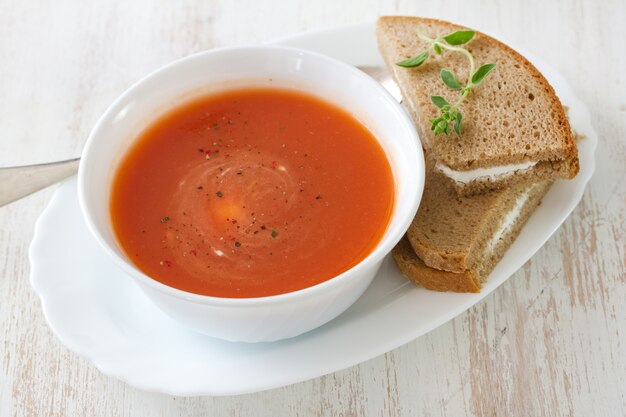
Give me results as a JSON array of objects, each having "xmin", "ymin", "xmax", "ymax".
[
  {"xmin": 392, "ymin": 169, "xmax": 552, "ymax": 292},
  {"xmin": 393, "ymin": 237, "xmax": 480, "ymax": 292},
  {"xmin": 377, "ymin": 16, "xmax": 578, "ymax": 196}
]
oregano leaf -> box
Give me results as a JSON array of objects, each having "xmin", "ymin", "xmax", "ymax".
[
  {"xmin": 443, "ymin": 30, "xmax": 475, "ymax": 45},
  {"xmin": 396, "ymin": 50, "xmax": 429, "ymax": 68},
  {"xmin": 471, "ymin": 63, "xmax": 497, "ymax": 85},
  {"xmin": 434, "ymin": 43, "xmax": 443, "ymax": 55},
  {"xmin": 431, "ymin": 95, "xmax": 450, "ymax": 108},
  {"xmin": 440, "ymin": 119, "xmax": 450, "ymax": 135},
  {"xmin": 441, "ymin": 69, "xmax": 462, "ymax": 90},
  {"xmin": 454, "ymin": 112, "xmax": 462, "ymax": 135}
]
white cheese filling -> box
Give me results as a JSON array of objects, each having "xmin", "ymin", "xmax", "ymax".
[
  {"xmin": 435, "ymin": 160, "xmax": 539, "ymax": 184},
  {"xmin": 484, "ymin": 184, "xmax": 538, "ymax": 254}
]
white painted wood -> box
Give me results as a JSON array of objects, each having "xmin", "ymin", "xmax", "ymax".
[{"xmin": 1, "ymin": 0, "xmax": 624, "ymax": 415}]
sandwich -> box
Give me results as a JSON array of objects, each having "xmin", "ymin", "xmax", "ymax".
[
  {"xmin": 377, "ymin": 16, "xmax": 578, "ymax": 196},
  {"xmin": 392, "ymin": 169, "xmax": 552, "ymax": 292}
]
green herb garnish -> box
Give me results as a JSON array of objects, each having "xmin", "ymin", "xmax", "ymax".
[
  {"xmin": 396, "ymin": 29, "xmax": 496, "ymax": 136},
  {"xmin": 270, "ymin": 229, "xmax": 279, "ymax": 238},
  {"xmin": 160, "ymin": 216, "xmax": 170, "ymax": 223},
  {"xmin": 216, "ymin": 191, "xmax": 223, "ymax": 198}
]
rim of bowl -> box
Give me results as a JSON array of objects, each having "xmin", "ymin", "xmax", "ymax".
[{"xmin": 78, "ymin": 44, "xmax": 425, "ymax": 307}]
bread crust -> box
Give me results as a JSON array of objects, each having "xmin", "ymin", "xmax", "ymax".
[{"xmin": 392, "ymin": 237, "xmax": 480, "ymax": 293}]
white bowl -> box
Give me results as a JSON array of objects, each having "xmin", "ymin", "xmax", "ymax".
[{"xmin": 78, "ymin": 45, "xmax": 424, "ymax": 342}]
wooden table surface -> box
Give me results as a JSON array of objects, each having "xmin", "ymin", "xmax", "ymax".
[{"xmin": 1, "ymin": 0, "xmax": 624, "ymax": 415}]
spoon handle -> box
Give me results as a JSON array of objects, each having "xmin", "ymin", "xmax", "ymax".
[{"xmin": 0, "ymin": 158, "xmax": 80, "ymax": 207}]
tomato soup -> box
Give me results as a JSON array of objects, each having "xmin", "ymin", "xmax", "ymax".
[{"xmin": 110, "ymin": 88, "xmax": 394, "ymax": 297}]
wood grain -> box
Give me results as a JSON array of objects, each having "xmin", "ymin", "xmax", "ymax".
[{"xmin": 1, "ymin": 0, "xmax": 625, "ymax": 416}]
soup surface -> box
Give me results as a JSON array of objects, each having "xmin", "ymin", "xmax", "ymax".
[{"xmin": 111, "ymin": 88, "xmax": 394, "ymax": 297}]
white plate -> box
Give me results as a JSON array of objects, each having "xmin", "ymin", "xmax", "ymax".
[{"xmin": 29, "ymin": 22, "xmax": 597, "ymax": 396}]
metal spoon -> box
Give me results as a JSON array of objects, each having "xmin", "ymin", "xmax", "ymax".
[
  {"xmin": 0, "ymin": 66, "xmax": 400, "ymax": 208},
  {"xmin": 0, "ymin": 158, "xmax": 80, "ymax": 207}
]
